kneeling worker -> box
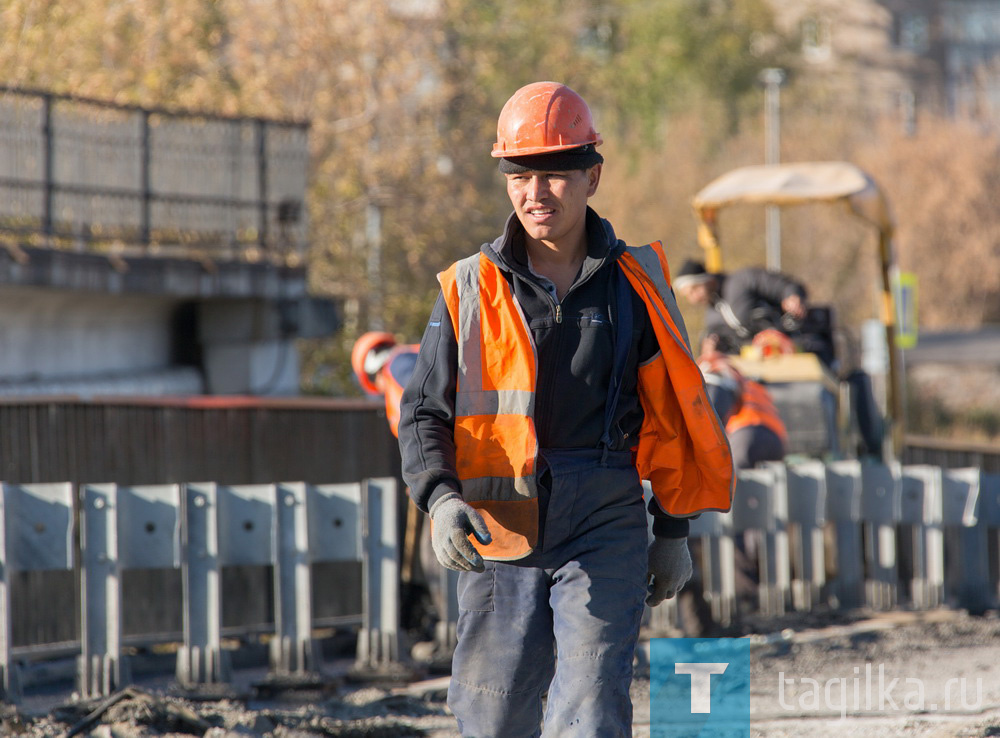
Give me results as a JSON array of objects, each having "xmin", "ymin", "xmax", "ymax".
[{"xmin": 699, "ymin": 351, "xmax": 787, "ymax": 469}]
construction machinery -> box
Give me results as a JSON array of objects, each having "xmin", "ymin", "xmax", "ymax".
[{"xmin": 691, "ymin": 161, "xmax": 904, "ymax": 461}]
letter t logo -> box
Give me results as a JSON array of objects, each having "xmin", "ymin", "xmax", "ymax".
[{"xmin": 675, "ymin": 662, "xmax": 729, "ymax": 713}]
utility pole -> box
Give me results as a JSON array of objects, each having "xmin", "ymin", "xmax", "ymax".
[
  {"xmin": 362, "ymin": 45, "xmax": 385, "ymax": 331},
  {"xmin": 760, "ymin": 68, "xmax": 785, "ymax": 271}
]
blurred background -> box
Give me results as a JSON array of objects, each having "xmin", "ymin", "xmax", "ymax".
[{"xmin": 2, "ymin": 0, "xmax": 995, "ymax": 443}]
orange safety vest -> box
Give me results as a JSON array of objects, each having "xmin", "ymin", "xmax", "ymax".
[
  {"xmin": 725, "ymin": 378, "xmax": 788, "ymax": 444},
  {"xmin": 438, "ymin": 241, "xmax": 734, "ymax": 560},
  {"xmin": 380, "ymin": 345, "xmax": 419, "ymax": 439}
]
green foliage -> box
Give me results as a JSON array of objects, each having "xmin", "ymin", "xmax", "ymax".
[
  {"xmin": 439, "ymin": 0, "xmax": 789, "ymax": 144},
  {"xmin": 591, "ymin": 0, "xmax": 790, "ymax": 136}
]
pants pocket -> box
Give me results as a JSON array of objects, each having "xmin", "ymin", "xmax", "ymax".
[{"xmin": 457, "ymin": 561, "xmax": 496, "ymax": 612}]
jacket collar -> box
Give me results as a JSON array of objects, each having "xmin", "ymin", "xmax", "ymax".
[{"xmin": 483, "ymin": 207, "xmax": 625, "ymax": 282}]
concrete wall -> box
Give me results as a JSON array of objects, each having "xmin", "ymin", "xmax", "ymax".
[
  {"xmin": 0, "ymin": 285, "xmax": 201, "ymax": 394},
  {"xmin": 199, "ymin": 299, "xmax": 302, "ymax": 395},
  {"xmin": 0, "ymin": 247, "xmax": 335, "ymax": 398},
  {"xmin": 0, "ymin": 288, "xmax": 314, "ymax": 398}
]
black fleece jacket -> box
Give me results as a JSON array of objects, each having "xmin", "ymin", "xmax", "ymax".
[
  {"xmin": 705, "ymin": 267, "xmax": 808, "ymax": 354},
  {"xmin": 397, "ymin": 208, "xmax": 689, "ymax": 538}
]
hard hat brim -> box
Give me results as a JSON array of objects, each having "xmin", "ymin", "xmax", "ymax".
[
  {"xmin": 496, "ymin": 144, "xmax": 604, "ymax": 174},
  {"xmin": 491, "ymin": 135, "xmax": 603, "ymax": 159}
]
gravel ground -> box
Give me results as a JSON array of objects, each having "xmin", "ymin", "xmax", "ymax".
[{"xmin": 6, "ymin": 609, "xmax": 1000, "ymax": 737}]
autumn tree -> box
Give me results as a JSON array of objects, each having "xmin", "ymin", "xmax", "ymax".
[{"xmin": 0, "ymin": 0, "xmax": 239, "ymax": 111}]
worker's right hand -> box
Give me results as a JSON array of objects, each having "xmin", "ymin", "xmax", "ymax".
[
  {"xmin": 781, "ymin": 294, "xmax": 806, "ymax": 320},
  {"xmin": 429, "ymin": 493, "xmax": 492, "ymax": 572}
]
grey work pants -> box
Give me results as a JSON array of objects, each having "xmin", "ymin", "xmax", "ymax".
[{"xmin": 448, "ymin": 449, "xmax": 648, "ymax": 738}]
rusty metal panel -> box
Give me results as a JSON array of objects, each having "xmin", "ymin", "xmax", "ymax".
[{"xmin": 0, "ymin": 399, "xmax": 400, "ymax": 486}]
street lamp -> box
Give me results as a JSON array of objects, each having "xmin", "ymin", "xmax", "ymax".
[{"xmin": 759, "ymin": 67, "xmax": 786, "ymax": 271}]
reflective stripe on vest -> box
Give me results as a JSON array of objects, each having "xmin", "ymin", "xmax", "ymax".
[
  {"xmin": 449, "ymin": 254, "xmax": 538, "ymax": 503},
  {"xmin": 623, "ymin": 241, "xmax": 693, "ymax": 354},
  {"xmin": 439, "ymin": 253, "xmax": 539, "ymax": 560}
]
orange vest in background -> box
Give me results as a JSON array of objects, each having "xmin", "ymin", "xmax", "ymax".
[
  {"xmin": 438, "ymin": 241, "xmax": 734, "ymax": 561},
  {"xmin": 726, "ymin": 378, "xmax": 788, "ymax": 444},
  {"xmin": 380, "ymin": 345, "xmax": 418, "ymax": 439}
]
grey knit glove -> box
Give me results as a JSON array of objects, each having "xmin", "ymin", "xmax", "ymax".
[
  {"xmin": 429, "ymin": 493, "xmax": 493, "ymax": 572},
  {"xmin": 646, "ymin": 537, "xmax": 693, "ymax": 606}
]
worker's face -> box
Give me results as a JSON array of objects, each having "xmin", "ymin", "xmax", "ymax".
[
  {"xmin": 678, "ymin": 281, "xmax": 712, "ymax": 306},
  {"xmin": 505, "ymin": 165, "xmax": 601, "ymax": 247}
]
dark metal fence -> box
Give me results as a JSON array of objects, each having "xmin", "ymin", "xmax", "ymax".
[
  {"xmin": 0, "ymin": 396, "xmax": 398, "ymax": 486},
  {"xmin": 1, "ymin": 396, "xmax": 400, "ymax": 651},
  {"xmin": 0, "ymin": 87, "xmax": 309, "ymax": 259},
  {"xmin": 903, "ymin": 434, "xmax": 1000, "ymax": 473}
]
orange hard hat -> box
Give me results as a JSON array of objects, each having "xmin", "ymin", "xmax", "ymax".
[
  {"xmin": 492, "ymin": 81, "xmax": 603, "ymax": 158},
  {"xmin": 351, "ymin": 331, "xmax": 396, "ymax": 395},
  {"xmin": 752, "ymin": 329, "xmax": 796, "ymax": 358}
]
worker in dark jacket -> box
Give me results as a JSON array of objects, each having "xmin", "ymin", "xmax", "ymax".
[
  {"xmin": 698, "ymin": 350, "xmax": 787, "ymax": 469},
  {"xmin": 397, "ymin": 81, "xmax": 733, "ymax": 737},
  {"xmin": 673, "ymin": 258, "xmax": 808, "ymax": 357}
]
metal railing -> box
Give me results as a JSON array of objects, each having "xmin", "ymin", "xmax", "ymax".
[
  {"xmin": 639, "ymin": 460, "xmax": 1000, "ymax": 636},
  {"xmin": 0, "ymin": 86, "xmax": 309, "ymax": 260},
  {"xmin": 0, "ymin": 477, "xmax": 399, "ymax": 702},
  {"xmin": 2, "ymin": 458, "xmax": 998, "ymax": 703}
]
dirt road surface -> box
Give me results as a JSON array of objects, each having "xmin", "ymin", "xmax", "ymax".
[{"xmin": 6, "ymin": 609, "xmax": 1000, "ymax": 736}]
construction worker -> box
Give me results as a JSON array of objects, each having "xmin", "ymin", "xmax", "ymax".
[
  {"xmin": 352, "ymin": 332, "xmax": 453, "ymax": 659},
  {"xmin": 673, "ymin": 258, "xmax": 812, "ymax": 358},
  {"xmin": 397, "ymin": 81, "xmax": 734, "ymax": 737},
  {"xmin": 350, "ymin": 331, "xmax": 419, "ymax": 438},
  {"xmin": 698, "ymin": 350, "xmax": 788, "ymax": 469}
]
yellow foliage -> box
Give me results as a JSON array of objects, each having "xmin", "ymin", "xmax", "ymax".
[{"xmin": 2, "ymin": 0, "xmax": 999, "ymax": 396}]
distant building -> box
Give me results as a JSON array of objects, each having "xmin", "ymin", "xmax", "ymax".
[{"xmin": 769, "ymin": 0, "xmax": 1000, "ymax": 121}]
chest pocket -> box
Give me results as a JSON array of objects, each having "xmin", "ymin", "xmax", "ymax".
[{"xmin": 565, "ymin": 309, "xmax": 614, "ymax": 384}]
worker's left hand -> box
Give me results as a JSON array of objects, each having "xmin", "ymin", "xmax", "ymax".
[
  {"xmin": 646, "ymin": 537, "xmax": 693, "ymax": 606},
  {"xmin": 429, "ymin": 493, "xmax": 492, "ymax": 573}
]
